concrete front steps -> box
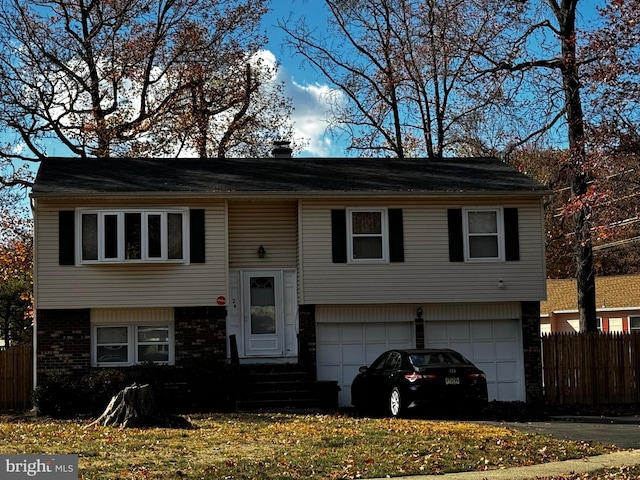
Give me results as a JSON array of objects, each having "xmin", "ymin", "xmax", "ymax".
[{"xmin": 234, "ymin": 364, "xmax": 339, "ymax": 412}]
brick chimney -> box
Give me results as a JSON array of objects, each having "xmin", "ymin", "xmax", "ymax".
[{"xmin": 272, "ymin": 140, "xmax": 292, "ymax": 158}]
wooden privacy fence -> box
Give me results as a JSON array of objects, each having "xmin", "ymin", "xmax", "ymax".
[
  {"xmin": 0, "ymin": 344, "xmax": 33, "ymax": 411},
  {"xmin": 542, "ymin": 332, "xmax": 640, "ymax": 404}
]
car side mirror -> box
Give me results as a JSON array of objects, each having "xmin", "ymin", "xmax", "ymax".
[{"xmin": 359, "ymin": 366, "xmax": 368, "ymax": 373}]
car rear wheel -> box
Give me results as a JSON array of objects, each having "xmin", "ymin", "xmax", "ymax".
[{"xmin": 389, "ymin": 387, "xmax": 403, "ymax": 418}]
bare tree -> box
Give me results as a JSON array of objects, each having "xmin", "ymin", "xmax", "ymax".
[
  {"xmin": 279, "ymin": 0, "xmax": 522, "ymax": 158},
  {"xmin": 0, "ymin": 0, "xmax": 293, "ymax": 190},
  {"xmin": 174, "ymin": 56, "xmax": 295, "ymax": 159}
]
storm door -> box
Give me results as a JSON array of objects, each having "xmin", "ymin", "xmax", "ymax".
[{"xmin": 242, "ymin": 271, "xmax": 285, "ymax": 356}]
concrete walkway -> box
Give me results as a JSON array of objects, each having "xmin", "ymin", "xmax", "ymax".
[{"xmin": 371, "ymin": 449, "xmax": 640, "ymax": 480}]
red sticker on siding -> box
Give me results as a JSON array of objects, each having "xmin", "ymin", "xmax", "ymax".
[{"xmin": 216, "ymin": 296, "xmax": 226, "ymax": 306}]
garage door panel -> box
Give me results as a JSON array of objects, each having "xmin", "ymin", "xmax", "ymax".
[
  {"xmin": 318, "ymin": 365, "xmax": 343, "ymax": 382},
  {"xmin": 424, "ymin": 323, "xmax": 448, "ymax": 342},
  {"xmin": 388, "ymin": 325, "xmax": 413, "ymax": 342},
  {"xmin": 475, "ymin": 361, "xmax": 497, "ymax": 378},
  {"xmin": 471, "ymin": 341, "xmax": 495, "ymax": 360},
  {"xmin": 342, "ymin": 324, "xmax": 364, "ymax": 342},
  {"xmin": 496, "ymin": 361, "xmax": 518, "ymax": 381},
  {"xmin": 317, "ymin": 322, "xmax": 414, "ymax": 407},
  {"xmin": 317, "ymin": 344, "xmax": 341, "ymax": 364},
  {"xmin": 495, "ymin": 341, "xmax": 518, "ymax": 360},
  {"xmin": 364, "ymin": 345, "xmax": 386, "ymax": 364},
  {"xmin": 364, "ymin": 324, "xmax": 386, "ymax": 341},
  {"xmin": 448, "ymin": 323, "xmax": 471, "ymax": 340},
  {"xmin": 494, "ymin": 321, "xmax": 519, "ymax": 339},
  {"xmin": 342, "ymin": 344, "xmax": 364, "ymax": 364},
  {"xmin": 449, "ymin": 342, "xmax": 473, "ymax": 359},
  {"xmin": 317, "ymin": 327, "xmax": 340, "ymax": 342},
  {"xmin": 471, "ymin": 321, "xmax": 494, "ymax": 339},
  {"xmin": 424, "ymin": 319, "xmax": 524, "ymax": 402}
]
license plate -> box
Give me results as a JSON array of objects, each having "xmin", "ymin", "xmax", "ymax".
[{"xmin": 445, "ymin": 377, "xmax": 460, "ymax": 385}]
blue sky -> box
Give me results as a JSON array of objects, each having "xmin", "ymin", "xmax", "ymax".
[
  {"xmin": 259, "ymin": 1, "xmax": 347, "ymax": 157},
  {"xmin": 259, "ymin": 0, "xmax": 607, "ymax": 158}
]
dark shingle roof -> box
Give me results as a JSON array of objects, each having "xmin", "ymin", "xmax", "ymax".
[{"xmin": 31, "ymin": 157, "xmax": 548, "ymax": 197}]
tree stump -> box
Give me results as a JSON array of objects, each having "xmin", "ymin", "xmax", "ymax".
[{"xmin": 89, "ymin": 383, "xmax": 192, "ymax": 429}]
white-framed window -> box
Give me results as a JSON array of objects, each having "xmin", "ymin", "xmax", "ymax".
[
  {"xmin": 78, "ymin": 209, "xmax": 188, "ymax": 263},
  {"xmin": 347, "ymin": 208, "xmax": 389, "ymax": 262},
  {"xmin": 630, "ymin": 316, "xmax": 640, "ymax": 332},
  {"xmin": 597, "ymin": 317, "xmax": 603, "ymax": 332},
  {"xmin": 463, "ymin": 207, "xmax": 504, "ymax": 261},
  {"xmin": 93, "ymin": 323, "xmax": 174, "ymax": 366}
]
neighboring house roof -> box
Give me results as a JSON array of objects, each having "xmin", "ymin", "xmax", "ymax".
[
  {"xmin": 31, "ymin": 157, "xmax": 548, "ymax": 197},
  {"xmin": 541, "ymin": 275, "xmax": 640, "ymax": 315}
]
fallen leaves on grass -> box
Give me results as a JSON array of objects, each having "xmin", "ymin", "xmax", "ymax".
[{"xmin": 0, "ymin": 413, "xmax": 620, "ymax": 480}]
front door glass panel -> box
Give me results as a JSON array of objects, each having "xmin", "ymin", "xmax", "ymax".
[{"xmin": 250, "ymin": 277, "xmax": 276, "ymax": 334}]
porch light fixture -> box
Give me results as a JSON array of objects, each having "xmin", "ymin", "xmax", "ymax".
[
  {"xmin": 257, "ymin": 245, "xmax": 266, "ymax": 258},
  {"xmin": 415, "ymin": 306, "xmax": 424, "ymax": 325}
]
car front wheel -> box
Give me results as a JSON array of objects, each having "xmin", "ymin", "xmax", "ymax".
[{"xmin": 389, "ymin": 387, "xmax": 403, "ymax": 418}]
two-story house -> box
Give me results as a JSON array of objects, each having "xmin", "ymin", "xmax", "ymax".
[{"xmin": 31, "ymin": 156, "xmax": 548, "ymax": 407}]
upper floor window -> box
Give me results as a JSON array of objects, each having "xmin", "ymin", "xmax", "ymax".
[
  {"xmin": 463, "ymin": 208, "xmax": 504, "ymax": 261},
  {"xmin": 78, "ymin": 209, "xmax": 187, "ymax": 263},
  {"xmin": 347, "ymin": 208, "xmax": 388, "ymax": 262},
  {"xmin": 630, "ymin": 316, "xmax": 640, "ymax": 332}
]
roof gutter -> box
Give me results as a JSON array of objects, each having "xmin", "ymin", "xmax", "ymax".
[{"xmin": 30, "ymin": 190, "xmax": 550, "ymax": 200}]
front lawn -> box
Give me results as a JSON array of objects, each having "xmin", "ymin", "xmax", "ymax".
[{"xmin": 0, "ymin": 412, "xmax": 619, "ymax": 479}]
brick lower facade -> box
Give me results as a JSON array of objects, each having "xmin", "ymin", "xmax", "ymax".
[
  {"xmin": 297, "ymin": 304, "xmax": 317, "ymax": 376},
  {"xmin": 36, "ymin": 302, "xmax": 543, "ymax": 404},
  {"xmin": 174, "ymin": 306, "xmax": 227, "ymax": 363},
  {"xmin": 521, "ymin": 301, "xmax": 543, "ymax": 402},
  {"xmin": 36, "ymin": 306, "xmax": 228, "ymax": 382},
  {"xmin": 37, "ymin": 309, "xmax": 91, "ymax": 380}
]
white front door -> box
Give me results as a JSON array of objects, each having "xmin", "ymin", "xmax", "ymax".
[{"xmin": 242, "ymin": 271, "xmax": 285, "ymax": 357}]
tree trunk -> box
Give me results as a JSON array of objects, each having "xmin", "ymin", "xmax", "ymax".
[
  {"xmin": 90, "ymin": 384, "xmax": 192, "ymax": 429},
  {"xmin": 555, "ymin": 0, "xmax": 598, "ymax": 331}
]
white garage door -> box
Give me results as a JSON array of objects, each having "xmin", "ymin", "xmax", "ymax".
[
  {"xmin": 316, "ymin": 322, "xmax": 414, "ymax": 407},
  {"xmin": 425, "ymin": 319, "xmax": 524, "ymax": 401}
]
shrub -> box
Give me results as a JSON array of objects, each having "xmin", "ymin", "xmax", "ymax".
[
  {"xmin": 34, "ymin": 360, "xmax": 236, "ymax": 418},
  {"xmin": 33, "ymin": 373, "xmax": 89, "ymax": 418}
]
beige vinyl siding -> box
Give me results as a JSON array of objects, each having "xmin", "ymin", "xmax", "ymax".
[
  {"xmin": 300, "ymin": 198, "xmax": 546, "ymax": 305},
  {"xmin": 316, "ymin": 302, "xmax": 524, "ymax": 325},
  {"xmin": 228, "ymin": 200, "xmax": 297, "ymax": 268},
  {"xmin": 34, "ymin": 199, "xmax": 227, "ymax": 309},
  {"xmin": 92, "ymin": 307, "xmax": 174, "ymax": 324}
]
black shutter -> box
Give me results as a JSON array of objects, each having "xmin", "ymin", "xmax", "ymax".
[
  {"xmin": 388, "ymin": 209, "xmax": 404, "ymax": 262},
  {"xmin": 59, "ymin": 210, "xmax": 75, "ymax": 265},
  {"xmin": 190, "ymin": 209, "xmax": 206, "ymax": 263},
  {"xmin": 447, "ymin": 209, "xmax": 464, "ymax": 262},
  {"xmin": 331, "ymin": 209, "xmax": 347, "ymax": 263},
  {"xmin": 504, "ymin": 208, "xmax": 520, "ymax": 261}
]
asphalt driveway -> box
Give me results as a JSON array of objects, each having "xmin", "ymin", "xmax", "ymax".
[{"xmin": 482, "ymin": 417, "xmax": 640, "ymax": 449}]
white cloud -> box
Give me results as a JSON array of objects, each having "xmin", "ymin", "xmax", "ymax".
[{"xmin": 272, "ymin": 58, "xmax": 346, "ymax": 158}]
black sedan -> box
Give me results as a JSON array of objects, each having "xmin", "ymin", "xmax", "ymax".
[{"xmin": 351, "ymin": 348, "xmax": 488, "ymax": 418}]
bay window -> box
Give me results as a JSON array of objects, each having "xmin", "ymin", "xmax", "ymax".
[{"xmin": 78, "ymin": 209, "xmax": 187, "ymax": 263}]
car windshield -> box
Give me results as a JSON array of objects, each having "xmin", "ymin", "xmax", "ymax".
[{"xmin": 409, "ymin": 351, "xmax": 471, "ymax": 367}]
